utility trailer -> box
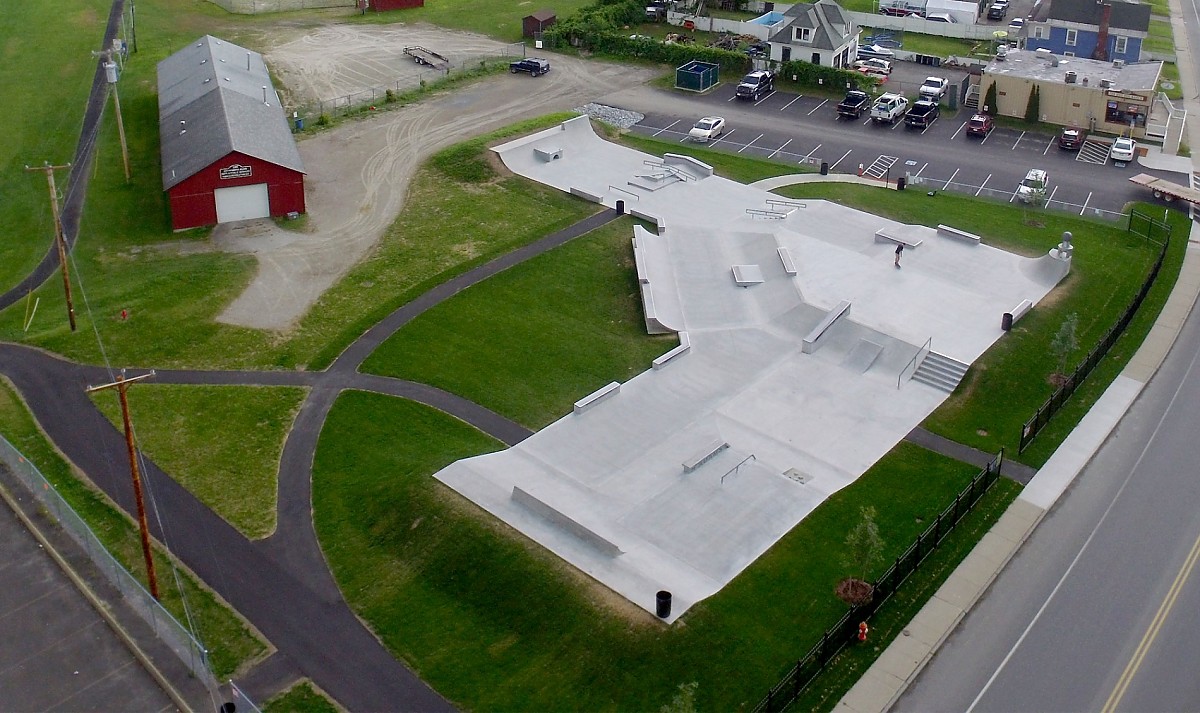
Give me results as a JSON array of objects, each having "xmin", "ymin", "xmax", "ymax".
[
  {"xmin": 1128, "ymin": 173, "xmax": 1200, "ymax": 205},
  {"xmin": 403, "ymin": 46, "xmax": 449, "ymax": 70}
]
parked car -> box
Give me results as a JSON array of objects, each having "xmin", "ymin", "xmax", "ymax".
[
  {"xmin": 905, "ymin": 100, "xmax": 940, "ymax": 129},
  {"xmin": 987, "ymin": 2, "xmax": 1008, "ymax": 19},
  {"xmin": 836, "ymin": 90, "xmax": 872, "ymax": 120},
  {"xmin": 1016, "ymin": 168, "xmax": 1048, "ymax": 202},
  {"xmin": 854, "ymin": 58, "xmax": 893, "ymax": 75},
  {"xmin": 735, "ymin": 70, "xmax": 776, "ymax": 100},
  {"xmin": 926, "ymin": 12, "xmax": 957, "ymax": 22},
  {"xmin": 509, "ymin": 57, "xmax": 551, "ymax": 76},
  {"xmin": 1111, "ymin": 136, "xmax": 1137, "ymax": 162},
  {"xmin": 880, "ymin": 6, "xmax": 922, "ymax": 16},
  {"xmin": 857, "ymin": 44, "xmax": 897, "ymax": 60},
  {"xmin": 1008, "ymin": 17, "xmax": 1025, "ymax": 33},
  {"xmin": 870, "ymin": 93, "xmax": 909, "ymax": 124},
  {"xmin": 966, "ymin": 113, "xmax": 995, "ymax": 137},
  {"xmin": 1058, "ymin": 127, "xmax": 1085, "ymax": 150},
  {"xmin": 918, "ymin": 77, "xmax": 950, "ymax": 101},
  {"xmin": 688, "ymin": 116, "xmax": 726, "ymax": 142}
]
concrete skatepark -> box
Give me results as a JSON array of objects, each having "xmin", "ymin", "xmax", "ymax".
[{"xmin": 433, "ymin": 116, "xmax": 1070, "ymax": 621}]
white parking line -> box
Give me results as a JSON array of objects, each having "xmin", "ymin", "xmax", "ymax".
[
  {"xmin": 739, "ymin": 133, "xmax": 764, "ymax": 153},
  {"xmin": 975, "ymin": 174, "xmax": 992, "ymax": 196},
  {"xmin": 915, "ymin": 162, "xmax": 928, "ymax": 177},
  {"xmin": 831, "ymin": 149, "xmax": 853, "ymax": 170},
  {"xmin": 1043, "ymin": 136, "xmax": 1055, "ymax": 155},
  {"xmin": 980, "ymin": 130, "xmax": 993, "ymax": 145},
  {"xmin": 768, "ymin": 138, "xmax": 792, "ymax": 159},
  {"xmin": 945, "ymin": 167, "xmax": 960, "ymax": 189},
  {"xmin": 807, "ymin": 99, "xmax": 828, "ymax": 115},
  {"xmin": 780, "ymin": 95, "xmax": 803, "ymax": 111},
  {"xmin": 1080, "ymin": 191, "xmax": 1092, "ymax": 216},
  {"xmin": 754, "ymin": 91, "xmax": 776, "ymax": 107},
  {"xmin": 710, "ymin": 128, "xmax": 736, "ymax": 146},
  {"xmin": 1012, "ymin": 131, "xmax": 1025, "ymax": 150},
  {"xmin": 1048, "ymin": 186, "xmax": 1059, "ymax": 204},
  {"xmin": 802, "ymin": 143, "xmax": 823, "ymax": 163},
  {"xmin": 653, "ymin": 120, "xmax": 679, "ymax": 137},
  {"xmin": 921, "ymin": 118, "xmax": 937, "ymax": 134},
  {"xmin": 1009, "ymin": 186, "xmax": 1019, "ymax": 203},
  {"xmin": 952, "ymin": 122, "xmax": 966, "ymax": 139},
  {"xmin": 727, "ymin": 93, "xmax": 739, "ymax": 102}
]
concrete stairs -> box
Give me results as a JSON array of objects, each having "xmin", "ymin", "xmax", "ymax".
[
  {"xmin": 964, "ymin": 85, "xmax": 979, "ymax": 111},
  {"xmin": 912, "ymin": 351, "xmax": 969, "ymax": 392}
]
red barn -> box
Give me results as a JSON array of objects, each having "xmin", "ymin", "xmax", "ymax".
[
  {"xmin": 371, "ymin": 0, "xmax": 425, "ymax": 10},
  {"xmin": 157, "ymin": 36, "xmax": 305, "ymax": 231},
  {"xmin": 523, "ymin": 9, "xmax": 557, "ymax": 38}
]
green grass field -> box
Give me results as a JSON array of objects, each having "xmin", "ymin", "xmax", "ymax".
[{"xmin": 263, "ymin": 681, "xmax": 339, "ymax": 713}]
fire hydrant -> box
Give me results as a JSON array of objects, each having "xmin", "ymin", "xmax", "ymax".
[{"xmin": 858, "ymin": 621, "xmax": 869, "ymax": 642}]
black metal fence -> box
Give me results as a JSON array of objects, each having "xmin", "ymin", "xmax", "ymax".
[
  {"xmin": 752, "ymin": 451, "xmax": 1004, "ymax": 713},
  {"xmin": 1019, "ymin": 209, "xmax": 1171, "ymax": 452}
]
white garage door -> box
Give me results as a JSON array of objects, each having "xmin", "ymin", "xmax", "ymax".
[{"xmin": 214, "ymin": 183, "xmax": 270, "ymax": 223}]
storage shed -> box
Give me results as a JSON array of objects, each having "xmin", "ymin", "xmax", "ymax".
[
  {"xmin": 157, "ymin": 36, "xmax": 305, "ymax": 231},
  {"xmin": 523, "ymin": 10, "xmax": 557, "ymax": 38}
]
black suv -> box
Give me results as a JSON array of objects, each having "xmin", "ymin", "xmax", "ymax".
[{"xmin": 510, "ymin": 58, "xmax": 551, "ymax": 76}]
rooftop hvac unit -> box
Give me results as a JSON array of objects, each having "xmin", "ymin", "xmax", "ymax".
[
  {"xmin": 1113, "ymin": 59, "xmax": 1126, "ymax": 68},
  {"xmin": 1065, "ymin": 70, "xmax": 1077, "ymax": 83},
  {"xmin": 1099, "ymin": 78, "xmax": 1113, "ymax": 88}
]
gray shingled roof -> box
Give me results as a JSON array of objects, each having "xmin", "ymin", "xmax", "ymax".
[
  {"xmin": 157, "ymin": 35, "xmax": 304, "ymax": 191},
  {"xmin": 1046, "ymin": 0, "xmax": 1151, "ymax": 32},
  {"xmin": 769, "ymin": 0, "xmax": 850, "ymax": 51}
]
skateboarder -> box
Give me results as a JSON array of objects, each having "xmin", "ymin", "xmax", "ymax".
[{"xmin": 894, "ymin": 243, "xmax": 903, "ymax": 268}]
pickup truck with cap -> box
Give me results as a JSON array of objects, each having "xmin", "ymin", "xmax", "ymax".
[
  {"xmin": 836, "ymin": 90, "xmax": 871, "ymax": 119},
  {"xmin": 870, "ymin": 93, "xmax": 909, "ymax": 124}
]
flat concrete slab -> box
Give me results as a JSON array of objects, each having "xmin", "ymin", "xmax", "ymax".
[{"xmin": 432, "ymin": 118, "xmax": 1065, "ymax": 622}]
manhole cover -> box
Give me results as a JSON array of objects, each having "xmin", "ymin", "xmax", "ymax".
[{"xmin": 1161, "ymin": 81, "xmax": 1176, "ymax": 90}]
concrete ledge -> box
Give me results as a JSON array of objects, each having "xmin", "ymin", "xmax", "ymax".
[
  {"xmin": 875, "ymin": 229, "xmax": 923, "ymax": 248},
  {"xmin": 803, "ymin": 300, "xmax": 851, "ymax": 354},
  {"xmin": 732, "ymin": 264, "xmax": 765, "ymax": 287},
  {"xmin": 663, "ymin": 152, "xmax": 714, "ymax": 179},
  {"xmin": 683, "ymin": 440, "xmax": 729, "ymax": 473},
  {"xmin": 652, "ymin": 331, "xmax": 691, "ymax": 369},
  {"xmin": 512, "ymin": 486, "xmax": 623, "ymax": 557},
  {"xmin": 569, "ymin": 186, "xmax": 603, "ymax": 203},
  {"xmin": 573, "ymin": 381, "xmax": 620, "ymax": 414},
  {"xmin": 632, "ymin": 237, "xmax": 650, "ymax": 284},
  {"xmin": 936, "ymin": 223, "xmax": 982, "ymax": 244},
  {"xmin": 534, "ymin": 146, "xmax": 563, "ymax": 162},
  {"xmin": 629, "ymin": 208, "xmax": 666, "ymax": 234},
  {"xmin": 777, "ymin": 247, "xmax": 798, "ymax": 275}
]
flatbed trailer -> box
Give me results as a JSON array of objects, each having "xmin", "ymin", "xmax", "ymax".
[
  {"xmin": 403, "ymin": 46, "xmax": 449, "ymax": 69},
  {"xmin": 1128, "ymin": 173, "xmax": 1200, "ymax": 205}
]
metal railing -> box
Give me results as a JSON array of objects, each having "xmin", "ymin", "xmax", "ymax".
[
  {"xmin": 752, "ymin": 451, "xmax": 1004, "ymax": 713},
  {"xmin": 898, "ymin": 336, "xmax": 931, "ymax": 389},
  {"xmin": 905, "ymin": 175, "xmax": 1128, "ymax": 222}
]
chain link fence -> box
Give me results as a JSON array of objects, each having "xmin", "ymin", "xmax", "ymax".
[{"xmin": 0, "ymin": 434, "xmax": 222, "ymax": 706}]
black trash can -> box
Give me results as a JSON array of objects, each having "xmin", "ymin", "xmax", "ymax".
[
  {"xmin": 896, "ymin": 176, "xmax": 906, "ymax": 191},
  {"xmin": 1002, "ymin": 312, "xmax": 1014, "ymax": 331},
  {"xmin": 820, "ymin": 161, "xmax": 829, "ymax": 176},
  {"xmin": 656, "ymin": 590, "xmax": 672, "ymax": 618},
  {"xmin": 616, "ymin": 199, "xmax": 625, "ymax": 215}
]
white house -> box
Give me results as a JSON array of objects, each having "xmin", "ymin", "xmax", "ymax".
[{"xmin": 768, "ymin": 0, "xmax": 858, "ymax": 67}]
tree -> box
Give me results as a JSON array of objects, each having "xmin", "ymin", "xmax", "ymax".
[
  {"xmin": 983, "ymin": 81, "xmax": 998, "ymax": 115},
  {"xmin": 1051, "ymin": 312, "xmax": 1079, "ymax": 381},
  {"xmin": 836, "ymin": 506, "xmax": 885, "ymax": 606},
  {"xmin": 660, "ymin": 682, "xmax": 698, "ymax": 713},
  {"xmin": 1025, "ymin": 85, "xmax": 1040, "ymax": 124}
]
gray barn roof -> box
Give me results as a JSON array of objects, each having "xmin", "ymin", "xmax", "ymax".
[
  {"xmin": 157, "ymin": 35, "xmax": 304, "ymax": 191},
  {"xmin": 1046, "ymin": 0, "xmax": 1151, "ymax": 32}
]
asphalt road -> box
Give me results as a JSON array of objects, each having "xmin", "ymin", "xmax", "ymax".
[{"xmin": 608, "ymin": 80, "xmax": 1179, "ymax": 218}]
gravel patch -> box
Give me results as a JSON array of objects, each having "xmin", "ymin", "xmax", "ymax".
[{"xmin": 573, "ymin": 103, "xmax": 645, "ymax": 130}]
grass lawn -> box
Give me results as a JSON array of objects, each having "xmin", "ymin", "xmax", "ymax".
[
  {"xmin": 90, "ymin": 385, "xmax": 307, "ymax": 539},
  {"xmin": 0, "ymin": 378, "xmax": 266, "ymax": 677},
  {"xmin": 353, "ymin": 0, "xmax": 595, "ymax": 43},
  {"xmin": 314, "ymin": 391, "xmax": 992, "ymax": 711},
  {"xmin": 1145, "ymin": 19, "xmax": 1176, "ymax": 55},
  {"xmin": 263, "ymin": 681, "xmax": 339, "ymax": 713},
  {"xmin": 1160, "ymin": 62, "xmax": 1182, "ymax": 100},
  {"xmin": 361, "ymin": 216, "xmax": 676, "ymax": 428},
  {"xmin": 859, "ymin": 27, "xmax": 979, "ymax": 58},
  {"xmin": 619, "ymin": 131, "xmax": 813, "ymax": 184},
  {"xmin": 771, "ymin": 183, "xmax": 1188, "ymax": 465}
]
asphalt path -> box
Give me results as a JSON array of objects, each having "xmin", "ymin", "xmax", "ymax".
[{"xmin": 609, "ymin": 81, "xmax": 1180, "ymax": 218}]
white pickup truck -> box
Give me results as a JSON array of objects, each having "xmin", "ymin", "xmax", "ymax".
[{"xmin": 870, "ymin": 93, "xmax": 909, "ymax": 124}]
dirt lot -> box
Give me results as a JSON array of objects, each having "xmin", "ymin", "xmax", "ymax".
[{"xmin": 212, "ymin": 22, "xmax": 659, "ymax": 331}]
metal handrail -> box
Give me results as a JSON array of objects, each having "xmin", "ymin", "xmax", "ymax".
[{"xmin": 897, "ymin": 337, "xmax": 932, "ymax": 389}]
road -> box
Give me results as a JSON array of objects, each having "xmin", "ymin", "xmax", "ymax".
[{"xmin": 605, "ymin": 79, "xmax": 1180, "ymax": 218}]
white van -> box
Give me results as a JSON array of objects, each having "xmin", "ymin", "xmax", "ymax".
[{"xmin": 927, "ymin": 12, "xmax": 957, "ymax": 22}]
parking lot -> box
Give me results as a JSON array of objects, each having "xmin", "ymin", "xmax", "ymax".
[{"xmin": 623, "ymin": 79, "xmax": 1179, "ymax": 218}]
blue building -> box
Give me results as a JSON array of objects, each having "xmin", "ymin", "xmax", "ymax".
[{"xmin": 1025, "ymin": 0, "xmax": 1150, "ymax": 63}]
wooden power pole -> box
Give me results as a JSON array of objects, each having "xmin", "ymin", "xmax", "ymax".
[
  {"xmin": 86, "ymin": 371, "xmax": 160, "ymax": 599},
  {"xmin": 24, "ymin": 163, "xmax": 77, "ymax": 331}
]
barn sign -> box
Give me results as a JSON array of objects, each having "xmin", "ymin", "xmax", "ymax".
[{"xmin": 219, "ymin": 164, "xmax": 254, "ymax": 180}]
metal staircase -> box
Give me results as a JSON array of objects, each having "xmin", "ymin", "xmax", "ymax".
[{"xmin": 912, "ymin": 351, "xmax": 969, "ymax": 393}]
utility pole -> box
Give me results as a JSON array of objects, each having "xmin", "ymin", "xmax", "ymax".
[
  {"xmin": 24, "ymin": 163, "xmax": 77, "ymax": 331},
  {"xmin": 98, "ymin": 49, "xmax": 131, "ymax": 182},
  {"xmin": 87, "ymin": 371, "xmax": 159, "ymax": 599}
]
